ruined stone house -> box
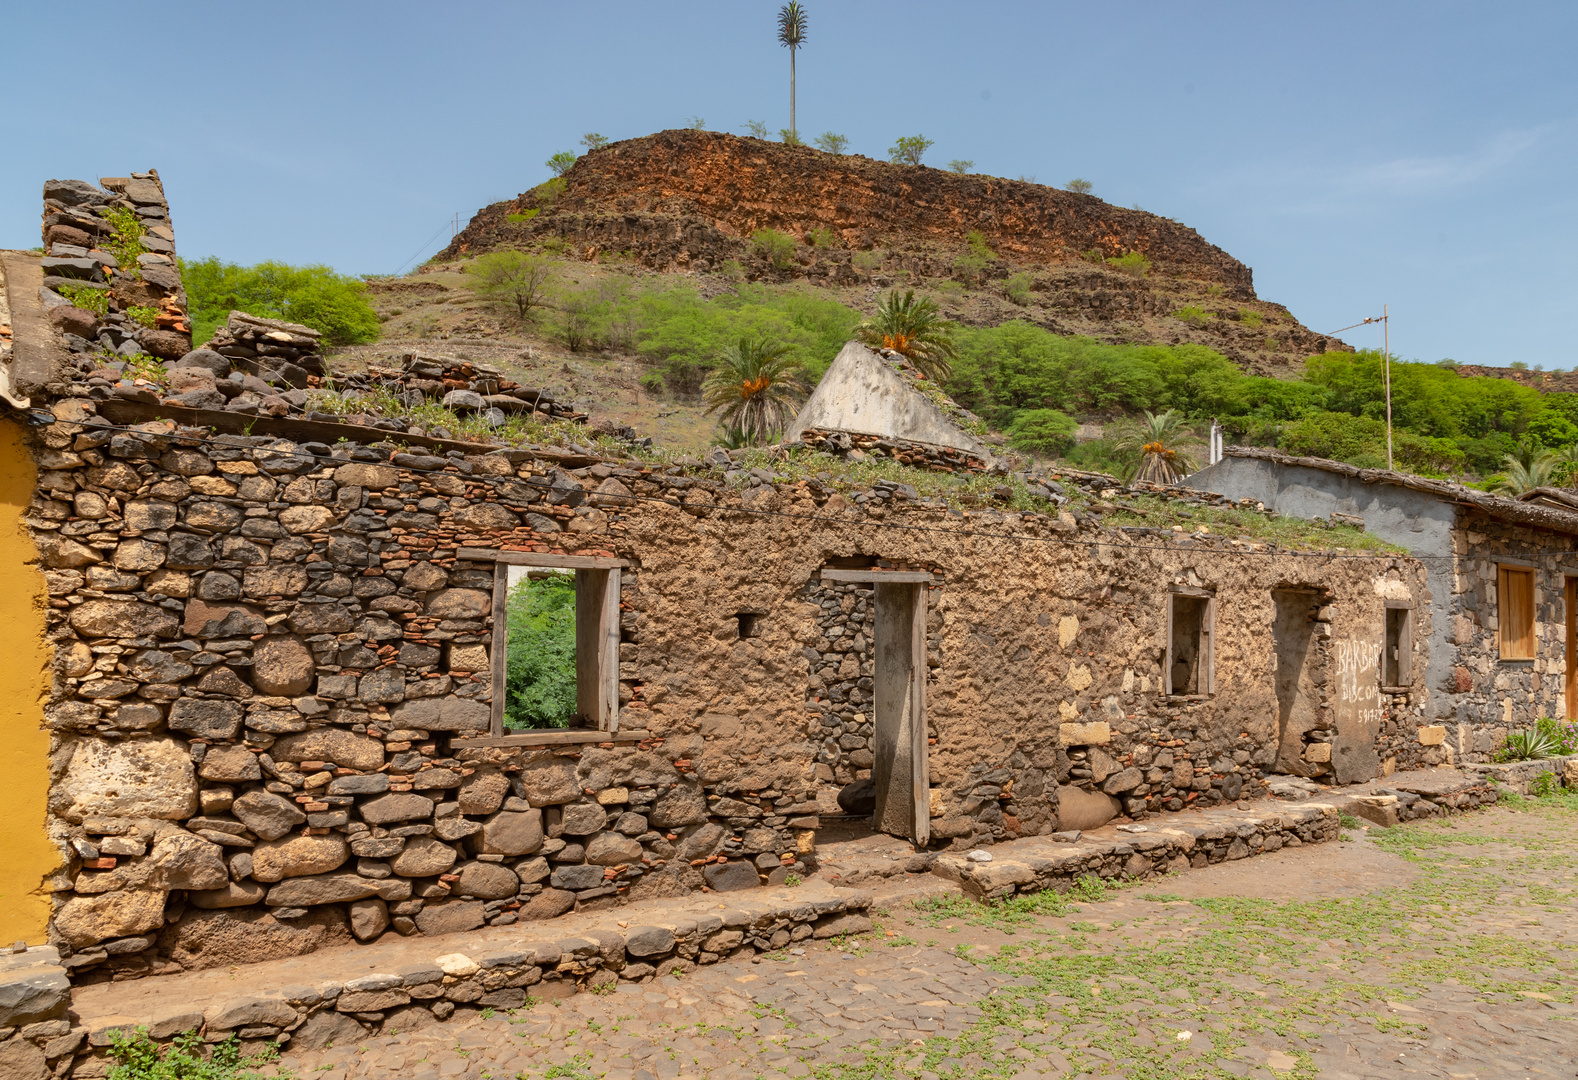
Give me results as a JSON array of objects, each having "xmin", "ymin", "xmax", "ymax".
[
  {"xmin": 1190, "ymin": 446, "xmax": 1578, "ymax": 761},
  {"xmin": 0, "ymin": 174, "xmax": 1450, "ymax": 1016}
]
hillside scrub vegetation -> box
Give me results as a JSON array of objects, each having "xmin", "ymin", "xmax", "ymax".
[
  {"xmin": 182, "ymin": 257, "xmax": 381, "ymax": 347},
  {"xmin": 427, "ymin": 250, "xmax": 1572, "ymax": 482}
]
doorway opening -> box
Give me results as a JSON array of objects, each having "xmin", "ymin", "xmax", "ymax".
[
  {"xmin": 1272, "ymin": 588, "xmax": 1328, "ymax": 776},
  {"xmin": 819, "ymin": 566, "xmax": 932, "ymax": 845}
]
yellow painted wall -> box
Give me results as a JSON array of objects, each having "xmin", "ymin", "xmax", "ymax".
[{"xmin": 0, "ymin": 420, "xmax": 57, "ymax": 943}]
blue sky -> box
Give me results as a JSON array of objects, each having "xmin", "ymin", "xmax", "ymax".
[{"xmin": 3, "ymin": 1, "xmax": 1573, "ymax": 368}]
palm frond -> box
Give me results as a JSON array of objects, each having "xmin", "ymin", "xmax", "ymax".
[
  {"xmin": 1489, "ymin": 451, "xmax": 1561, "ymax": 495},
  {"xmin": 701, "ymin": 335, "xmax": 808, "ymax": 446},
  {"xmin": 853, "ymin": 289, "xmax": 957, "ymax": 382},
  {"xmin": 777, "ymin": 1, "xmax": 807, "ymax": 47}
]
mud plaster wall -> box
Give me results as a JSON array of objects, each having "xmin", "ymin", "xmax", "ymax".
[
  {"xmin": 22, "ymin": 410, "xmax": 1432, "ymax": 981},
  {"xmin": 0, "ymin": 421, "xmax": 58, "ymax": 944},
  {"xmin": 1443, "ymin": 509, "xmax": 1578, "ymax": 760}
]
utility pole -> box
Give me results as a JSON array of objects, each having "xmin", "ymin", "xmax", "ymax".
[{"xmin": 1329, "ymin": 307, "xmax": 1393, "ymax": 469}]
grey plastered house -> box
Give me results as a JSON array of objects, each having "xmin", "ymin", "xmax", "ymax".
[{"xmin": 1188, "ymin": 446, "xmax": 1578, "ymax": 760}]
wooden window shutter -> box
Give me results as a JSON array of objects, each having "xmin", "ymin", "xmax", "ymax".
[
  {"xmin": 1499, "ymin": 566, "xmax": 1535, "ymax": 660},
  {"xmin": 1163, "ymin": 595, "xmax": 1176, "ymax": 696}
]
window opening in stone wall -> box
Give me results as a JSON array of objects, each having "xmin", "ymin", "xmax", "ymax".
[
  {"xmin": 502, "ymin": 566, "xmax": 577, "ymax": 729},
  {"xmin": 734, "ymin": 612, "xmax": 763, "ymax": 640},
  {"xmin": 1383, "ymin": 604, "xmax": 1412, "ymax": 687},
  {"xmin": 1165, "ymin": 592, "xmax": 1214, "ymax": 696},
  {"xmin": 487, "ymin": 557, "xmax": 622, "ymax": 736},
  {"xmin": 1498, "ymin": 565, "xmax": 1535, "ymax": 661}
]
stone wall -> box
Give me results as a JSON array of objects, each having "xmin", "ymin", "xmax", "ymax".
[
  {"xmin": 21, "ymin": 395, "xmax": 1437, "ymax": 984},
  {"xmin": 1440, "ymin": 508, "xmax": 1578, "ymax": 760},
  {"xmin": 37, "ymin": 174, "xmax": 191, "ymax": 367}
]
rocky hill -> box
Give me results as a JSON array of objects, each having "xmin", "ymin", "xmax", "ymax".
[{"xmin": 439, "ymin": 130, "xmax": 1346, "ymax": 375}]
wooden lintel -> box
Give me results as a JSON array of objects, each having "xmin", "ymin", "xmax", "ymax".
[
  {"xmin": 457, "ymin": 548, "xmax": 628, "ymax": 569},
  {"xmin": 819, "ymin": 569, "xmax": 934, "ymax": 584},
  {"xmin": 461, "ymin": 729, "xmax": 651, "ymax": 748}
]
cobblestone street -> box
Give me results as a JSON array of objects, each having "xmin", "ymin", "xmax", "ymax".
[{"xmin": 275, "ymin": 797, "xmax": 1578, "ymax": 1080}]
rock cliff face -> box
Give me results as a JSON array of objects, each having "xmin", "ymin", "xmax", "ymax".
[{"xmin": 439, "ymin": 130, "xmax": 1345, "ymax": 374}]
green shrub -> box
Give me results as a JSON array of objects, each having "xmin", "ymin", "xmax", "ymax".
[
  {"xmin": 745, "ymin": 120, "xmax": 771, "ymax": 138},
  {"xmin": 468, "ymin": 250, "xmax": 556, "ymax": 324},
  {"xmin": 1003, "ymin": 272, "xmax": 1034, "ymax": 305},
  {"xmin": 814, "ymin": 132, "xmax": 849, "ymax": 154},
  {"xmin": 946, "ymin": 159, "xmax": 974, "ymax": 174},
  {"xmin": 126, "ymin": 305, "xmax": 159, "ymax": 329},
  {"xmin": 107, "ymin": 1027, "xmax": 278, "ymax": 1080},
  {"xmin": 504, "ymin": 574, "xmax": 577, "ymax": 729},
  {"xmin": 1108, "ymin": 251, "xmax": 1151, "ymax": 277},
  {"xmin": 853, "ymin": 250, "xmax": 884, "ymax": 273},
  {"xmin": 528, "ymin": 178, "xmax": 567, "ymax": 209},
  {"xmin": 1005, "ymin": 408, "xmax": 1078, "ymax": 456},
  {"xmin": 807, "ymin": 226, "xmax": 839, "ymax": 249},
  {"xmin": 100, "ymin": 207, "xmax": 148, "ymax": 276},
  {"xmin": 779, "ymin": 128, "xmax": 802, "ymax": 146},
  {"xmin": 181, "ymin": 257, "xmax": 380, "ymax": 347},
  {"xmin": 1238, "ymin": 309, "xmax": 1263, "ymax": 328},
  {"xmin": 750, "ymin": 228, "xmax": 797, "ymax": 271},
  {"xmin": 685, "ymin": 115, "xmax": 707, "ymax": 131},
  {"xmin": 545, "ymin": 151, "xmax": 577, "ymax": 177},
  {"xmin": 1174, "ymin": 305, "xmax": 1210, "ymax": 326},
  {"xmin": 581, "ymin": 132, "xmax": 610, "ymax": 150},
  {"xmin": 1066, "ymin": 178, "xmax": 1094, "ymax": 194},
  {"xmin": 58, "ymin": 284, "xmax": 109, "ymax": 317},
  {"xmin": 955, "ymin": 230, "xmax": 995, "ymax": 282},
  {"xmin": 505, "ymin": 208, "xmax": 539, "ymax": 224},
  {"xmin": 887, "ymin": 135, "xmax": 934, "ymax": 166}
]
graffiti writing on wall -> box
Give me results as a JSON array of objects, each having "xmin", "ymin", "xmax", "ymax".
[{"xmin": 1335, "ymin": 637, "xmax": 1384, "ymax": 725}]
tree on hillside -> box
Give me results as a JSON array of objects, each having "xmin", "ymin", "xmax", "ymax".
[
  {"xmin": 581, "ymin": 133, "xmax": 610, "ymax": 150},
  {"xmin": 181, "ymin": 257, "xmax": 380, "ymax": 347},
  {"xmin": 1117, "ymin": 409, "xmax": 1196, "ymax": 485},
  {"xmin": 702, "ymin": 335, "xmax": 808, "ymax": 445},
  {"xmin": 888, "ymin": 135, "xmax": 934, "ymax": 166},
  {"xmin": 745, "ymin": 120, "xmax": 772, "ymax": 138},
  {"xmin": 1490, "ymin": 450, "xmax": 1561, "ymax": 495},
  {"xmin": 546, "ymin": 151, "xmax": 577, "ymax": 177},
  {"xmin": 468, "ymin": 251, "xmax": 557, "ymax": 325},
  {"xmin": 815, "ymin": 132, "xmax": 849, "ymax": 154},
  {"xmin": 777, "ymin": 2, "xmax": 807, "ymax": 142},
  {"xmin": 854, "ymin": 289, "xmax": 957, "ymax": 382},
  {"xmin": 1066, "ymin": 178, "xmax": 1094, "ymax": 194},
  {"xmin": 947, "ymin": 159, "xmax": 974, "ymax": 174}
]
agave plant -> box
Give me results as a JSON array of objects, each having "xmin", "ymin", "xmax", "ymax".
[
  {"xmin": 1489, "ymin": 450, "xmax": 1561, "ymax": 495},
  {"xmin": 1117, "ymin": 409, "xmax": 1197, "ymax": 485},
  {"xmin": 1496, "ymin": 725, "xmax": 1561, "ymax": 762},
  {"xmin": 701, "ymin": 336, "xmax": 807, "ymax": 446},
  {"xmin": 853, "ymin": 289, "xmax": 958, "ymax": 382}
]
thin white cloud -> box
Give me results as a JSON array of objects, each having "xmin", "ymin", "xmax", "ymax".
[{"xmin": 1211, "ymin": 121, "xmax": 1568, "ymax": 216}]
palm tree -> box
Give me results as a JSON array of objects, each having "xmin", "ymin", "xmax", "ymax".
[
  {"xmin": 702, "ymin": 336, "xmax": 808, "ymax": 445},
  {"xmin": 1490, "ymin": 450, "xmax": 1561, "ymax": 495},
  {"xmin": 777, "ymin": 3, "xmax": 807, "ymax": 141},
  {"xmin": 853, "ymin": 289, "xmax": 957, "ymax": 382},
  {"xmin": 1549, "ymin": 443, "xmax": 1578, "ymax": 487},
  {"xmin": 1116, "ymin": 410, "xmax": 1197, "ymax": 485}
]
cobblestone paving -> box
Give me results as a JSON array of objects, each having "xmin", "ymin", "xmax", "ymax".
[{"xmin": 272, "ymin": 795, "xmax": 1578, "ymax": 1080}]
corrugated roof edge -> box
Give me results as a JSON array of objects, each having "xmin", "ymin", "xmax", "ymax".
[{"xmin": 1221, "ymin": 446, "xmax": 1578, "ymax": 537}]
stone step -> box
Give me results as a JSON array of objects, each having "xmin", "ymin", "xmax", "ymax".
[{"xmin": 61, "ymin": 882, "xmax": 872, "ymax": 1079}]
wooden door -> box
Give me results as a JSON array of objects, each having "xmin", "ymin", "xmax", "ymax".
[{"xmin": 1566, "ymin": 577, "xmax": 1576, "ymax": 721}]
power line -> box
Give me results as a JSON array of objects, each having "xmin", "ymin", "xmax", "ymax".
[{"xmin": 390, "ymin": 218, "xmax": 457, "ymax": 277}]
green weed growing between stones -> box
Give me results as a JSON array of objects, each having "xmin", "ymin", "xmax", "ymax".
[{"xmin": 106, "ymin": 1029, "xmax": 282, "ymax": 1080}]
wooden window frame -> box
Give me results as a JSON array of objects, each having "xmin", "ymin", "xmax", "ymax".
[
  {"xmin": 1164, "ymin": 588, "xmax": 1216, "ymax": 699},
  {"xmin": 1382, "ymin": 600, "xmax": 1413, "ymax": 690},
  {"xmin": 1497, "ymin": 563, "xmax": 1536, "ymax": 662},
  {"xmin": 455, "ymin": 548, "xmax": 646, "ymax": 747}
]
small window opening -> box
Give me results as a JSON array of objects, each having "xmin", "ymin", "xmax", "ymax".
[
  {"xmin": 1383, "ymin": 606, "xmax": 1411, "ymax": 686},
  {"xmin": 1498, "ymin": 565, "xmax": 1535, "ymax": 661},
  {"xmin": 1166, "ymin": 592, "xmax": 1215, "ymax": 696},
  {"xmin": 734, "ymin": 612, "xmax": 763, "ymax": 640},
  {"xmin": 494, "ymin": 561, "xmax": 620, "ymax": 733}
]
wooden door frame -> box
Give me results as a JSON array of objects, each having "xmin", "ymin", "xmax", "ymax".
[{"xmin": 1565, "ymin": 576, "xmax": 1577, "ymax": 721}]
